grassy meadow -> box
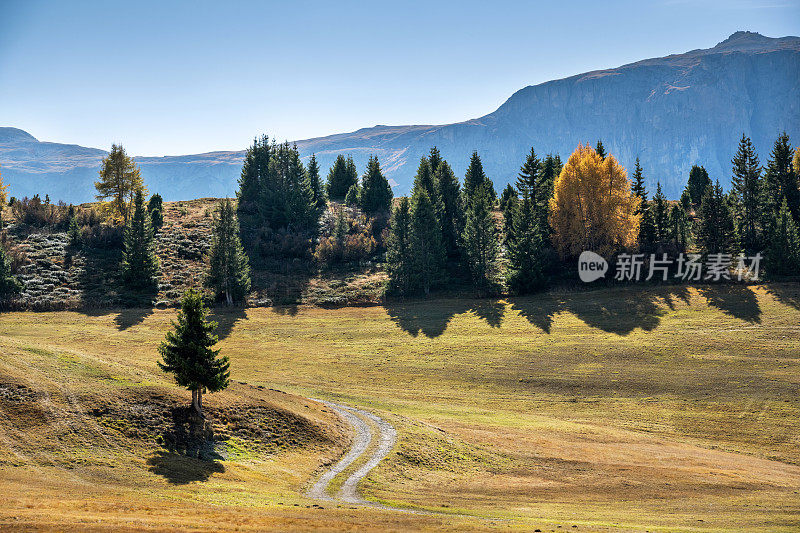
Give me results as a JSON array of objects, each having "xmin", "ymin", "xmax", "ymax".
[{"xmin": 0, "ymin": 283, "xmax": 799, "ymax": 531}]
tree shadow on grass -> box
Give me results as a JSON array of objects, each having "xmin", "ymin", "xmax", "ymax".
[
  {"xmin": 469, "ymin": 298, "xmax": 505, "ymax": 328},
  {"xmin": 385, "ymin": 298, "xmax": 472, "ymax": 338},
  {"xmin": 113, "ymin": 307, "xmax": 155, "ymax": 330},
  {"xmin": 698, "ymin": 284, "xmax": 761, "ymax": 323},
  {"xmin": 764, "ymin": 282, "xmax": 800, "ymax": 311},
  {"xmin": 208, "ymin": 306, "xmax": 247, "ymax": 341},
  {"xmin": 146, "ymin": 450, "xmax": 224, "ymax": 484}
]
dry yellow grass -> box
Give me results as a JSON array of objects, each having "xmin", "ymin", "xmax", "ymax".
[{"xmin": 1, "ymin": 283, "xmax": 799, "ymax": 531}]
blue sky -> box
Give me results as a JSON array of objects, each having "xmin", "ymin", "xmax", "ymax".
[{"xmin": 1, "ymin": 0, "xmax": 798, "ymax": 156}]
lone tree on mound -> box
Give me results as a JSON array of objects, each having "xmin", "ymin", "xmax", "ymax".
[
  {"xmin": 207, "ymin": 199, "xmax": 251, "ymax": 306},
  {"xmin": 95, "ymin": 144, "xmax": 146, "ymax": 224},
  {"xmin": 158, "ymin": 289, "xmax": 229, "ymax": 418},
  {"xmin": 120, "ymin": 189, "xmax": 160, "ymax": 289}
]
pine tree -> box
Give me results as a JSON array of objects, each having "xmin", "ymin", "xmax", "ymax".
[
  {"xmin": 413, "ymin": 157, "xmax": 436, "ymax": 200},
  {"xmin": 359, "ymin": 155, "xmax": 393, "ymax": 216},
  {"xmin": 264, "ymin": 142, "xmax": 316, "ymax": 231},
  {"xmin": 68, "ymin": 216, "xmax": 81, "ymax": 247},
  {"xmin": 595, "ymin": 140, "xmax": 606, "ymax": 160},
  {"xmin": 158, "ymin": 289, "xmax": 229, "ymax": 417},
  {"xmin": 763, "ymin": 132, "xmax": 799, "ymax": 225},
  {"xmin": 237, "ymin": 135, "xmax": 271, "ymax": 240},
  {"xmin": 730, "ymin": 134, "xmax": 763, "ymax": 254},
  {"xmin": 207, "ymin": 199, "xmax": 251, "ymax": 306},
  {"xmin": 463, "ymin": 151, "xmax": 495, "ymax": 204},
  {"xmin": 306, "ymin": 154, "xmax": 326, "ymax": 215},
  {"xmin": 410, "ymin": 189, "xmax": 445, "ymax": 295},
  {"xmin": 0, "ymin": 243, "xmax": 21, "ymax": 298},
  {"xmin": 386, "ymin": 197, "xmax": 414, "ymax": 295},
  {"xmin": 537, "ymin": 154, "xmax": 561, "ymax": 230},
  {"xmin": 499, "ymin": 183, "xmax": 518, "ymax": 213},
  {"xmin": 326, "ymin": 154, "xmax": 359, "ymax": 201},
  {"xmin": 428, "ymin": 146, "xmax": 443, "ymax": 176},
  {"xmin": 506, "ymin": 189, "xmax": 546, "ymax": 294},
  {"xmin": 652, "ymin": 182, "xmax": 669, "ymax": 244},
  {"xmin": 95, "ymin": 144, "xmax": 146, "ymax": 224},
  {"xmin": 697, "ymin": 181, "xmax": 735, "ymax": 255},
  {"xmin": 147, "ymin": 193, "xmax": 164, "ymax": 230},
  {"xmin": 631, "ymin": 158, "xmax": 654, "ymax": 250},
  {"xmin": 631, "ymin": 158, "xmax": 647, "ymax": 201},
  {"xmin": 434, "ymin": 160, "xmax": 464, "ymax": 258},
  {"xmin": 462, "ymin": 184, "xmax": 500, "ymax": 295},
  {"xmin": 120, "ymin": 189, "xmax": 159, "ymax": 289},
  {"xmin": 687, "ymin": 165, "xmax": 711, "ymax": 207},
  {"xmin": 767, "ymin": 198, "xmax": 800, "ymax": 276},
  {"xmin": 344, "ymin": 183, "xmax": 360, "ymax": 207},
  {"xmin": 516, "ymin": 148, "xmax": 540, "ymax": 197},
  {"xmin": 668, "ymin": 204, "xmax": 689, "ymax": 251}
]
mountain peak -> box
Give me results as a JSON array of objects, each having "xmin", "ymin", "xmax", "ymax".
[
  {"xmin": 0, "ymin": 127, "xmax": 38, "ymax": 144},
  {"xmin": 711, "ymin": 31, "xmax": 799, "ymax": 53}
]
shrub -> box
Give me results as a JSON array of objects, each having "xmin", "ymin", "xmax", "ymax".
[{"xmin": 10, "ymin": 195, "xmax": 69, "ymax": 228}]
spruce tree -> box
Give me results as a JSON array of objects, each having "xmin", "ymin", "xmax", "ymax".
[
  {"xmin": 207, "ymin": 199, "xmax": 251, "ymax": 306},
  {"xmin": 632, "ymin": 158, "xmax": 654, "ymax": 250},
  {"xmin": 410, "ymin": 189, "xmax": 445, "ymax": 295},
  {"xmin": 434, "ymin": 160, "xmax": 464, "ymax": 258},
  {"xmin": 147, "ymin": 193, "xmax": 163, "ymax": 214},
  {"xmin": 499, "ymin": 183, "xmax": 518, "ymax": 213},
  {"xmin": 120, "ymin": 189, "xmax": 159, "ymax": 289},
  {"xmin": 516, "ymin": 148, "xmax": 540, "ymax": 197},
  {"xmin": 359, "ymin": 155, "xmax": 393, "ymax": 216},
  {"xmin": 345, "ymin": 184, "xmax": 360, "ymax": 207},
  {"xmin": 764, "ymin": 132, "xmax": 799, "ymax": 225},
  {"xmin": 237, "ymin": 135, "xmax": 271, "ymax": 240},
  {"xmin": 68, "ymin": 216, "xmax": 81, "ymax": 247},
  {"xmin": 631, "ymin": 157, "xmax": 647, "ymax": 201},
  {"xmin": 669, "ymin": 204, "xmax": 689, "ymax": 251},
  {"xmin": 595, "ymin": 140, "xmax": 606, "ymax": 159},
  {"xmin": 0, "ymin": 243, "xmax": 21, "ymax": 298},
  {"xmin": 463, "ymin": 151, "xmax": 495, "ymax": 204},
  {"xmin": 767, "ymin": 198, "xmax": 800, "ymax": 276},
  {"xmin": 326, "ymin": 154, "xmax": 359, "ymax": 201},
  {"xmin": 506, "ymin": 189, "xmax": 546, "ymax": 294},
  {"xmin": 148, "ymin": 194, "xmax": 164, "ymax": 231},
  {"xmin": 462, "ymin": 184, "xmax": 500, "ymax": 295},
  {"xmin": 687, "ymin": 165, "xmax": 711, "ymax": 207},
  {"xmin": 697, "ymin": 181, "xmax": 735, "ymax": 255},
  {"xmin": 652, "ymin": 182, "xmax": 669, "ymax": 245},
  {"xmin": 413, "ymin": 157, "xmax": 436, "ymax": 200},
  {"xmin": 730, "ymin": 134, "xmax": 763, "ymax": 254},
  {"xmin": 264, "ymin": 142, "xmax": 316, "ymax": 231},
  {"xmin": 537, "ymin": 154, "xmax": 561, "ymax": 230},
  {"xmin": 158, "ymin": 289, "xmax": 229, "ymax": 417},
  {"xmin": 386, "ymin": 197, "xmax": 413, "ymax": 295},
  {"xmin": 306, "ymin": 154, "xmax": 326, "ymax": 216},
  {"xmin": 428, "ymin": 146, "xmax": 443, "ymax": 176}
]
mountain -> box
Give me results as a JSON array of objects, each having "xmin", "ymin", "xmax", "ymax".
[{"xmin": 1, "ymin": 31, "xmax": 798, "ymax": 203}]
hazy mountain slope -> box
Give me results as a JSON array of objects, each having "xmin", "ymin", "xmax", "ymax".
[{"xmin": 1, "ymin": 31, "xmax": 798, "ymax": 202}]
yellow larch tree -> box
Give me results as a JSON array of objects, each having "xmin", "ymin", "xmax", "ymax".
[
  {"xmin": 95, "ymin": 144, "xmax": 146, "ymax": 224},
  {"xmin": 549, "ymin": 144, "xmax": 640, "ymax": 258}
]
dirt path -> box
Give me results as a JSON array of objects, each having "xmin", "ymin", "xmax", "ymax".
[{"xmin": 307, "ymin": 400, "xmax": 397, "ymax": 506}]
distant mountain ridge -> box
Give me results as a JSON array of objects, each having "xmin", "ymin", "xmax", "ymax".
[{"xmin": 1, "ymin": 31, "xmax": 798, "ymax": 203}]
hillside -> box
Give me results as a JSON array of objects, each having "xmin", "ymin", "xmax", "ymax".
[{"xmin": 2, "ymin": 31, "xmax": 798, "ymax": 202}]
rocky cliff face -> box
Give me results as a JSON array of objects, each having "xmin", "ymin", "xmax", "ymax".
[{"xmin": 1, "ymin": 31, "xmax": 798, "ymax": 202}]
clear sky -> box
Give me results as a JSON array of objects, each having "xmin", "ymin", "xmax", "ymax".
[{"xmin": 1, "ymin": 0, "xmax": 798, "ymax": 156}]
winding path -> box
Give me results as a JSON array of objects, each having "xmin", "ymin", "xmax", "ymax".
[{"xmin": 307, "ymin": 400, "xmax": 398, "ymax": 506}]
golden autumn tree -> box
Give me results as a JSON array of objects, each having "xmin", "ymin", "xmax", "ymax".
[
  {"xmin": 0, "ymin": 165, "xmax": 7, "ymax": 228},
  {"xmin": 549, "ymin": 144, "xmax": 640, "ymax": 258},
  {"xmin": 95, "ymin": 144, "xmax": 146, "ymax": 224}
]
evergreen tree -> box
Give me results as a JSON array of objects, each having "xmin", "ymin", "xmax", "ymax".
[
  {"xmin": 120, "ymin": 189, "xmax": 159, "ymax": 289},
  {"xmin": 537, "ymin": 154, "xmax": 561, "ymax": 230},
  {"xmin": 386, "ymin": 197, "xmax": 414, "ymax": 294},
  {"xmin": 595, "ymin": 140, "xmax": 606, "ymax": 159},
  {"xmin": 428, "ymin": 146, "xmax": 443, "ymax": 176},
  {"xmin": 680, "ymin": 189, "xmax": 692, "ymax": 212},
  {"xmin": 158, "ymin": 289, "xmax": 229, "ymax": 417},
  {"xmin": 631, "ymin": 157, "xmax": 647, "ymax": 201},
  {"xmin": 687, "ymin": 165, "xmax": 711, "ymax": 207},
  {"xmin": 148, "ymin": 194, "xmax": 164, "ymax": 231},
  {"xmin": 68, "ymin": 216, "xmax": 81, "ymax": 247},
  {"xmin": 236, "ymin": 135, "xmax": 272, "ymax": 240},
  {"xmin": 463, "ymin": 151, "xmax": 495, "ymax": 203},
  {"xmin": 434, "ymin": 160, "xmax": 464, "ymax": 258},
  {"xmin": 264, "ymin": 142, "xmax": 316, "ymax": 231},
  {"xmin": 344, "ymin": 183, "xmax": 360, "ymax": 207},
  {"xmin": 763, "ymin": 132, "xmax": 799, "ymax": 225},
  {"xmin": 652, "ymin": 182, "xmax": 669, "ymax": 244},
  {"xmin": 326, "ymin": 154, "xmax": 359, "ymax": 200},
  {"xmin": 413, "ymin": 157, "xmax": 436, "ymax": 200},
  {"xmin": 516, "ymin": 148, "xmax": 540, "ymax": 197},
  {"xmin": 697, "ymin": 181, "xmax": 735, "ymax": 255},
  {"xmin": 306, "ymin": 154, "xmax": 326, "ymax": 216},
  {"xmin": 462, "ymin": 184, "xmax": 500, "ymax": 294},
  {"xmin": 767, "ymin": 198, "xmax": 800, "ymax": 276},
  {"xmin": 359, "ymin": 155, "xmax": 393, "ymax": 216},
  {"xmin": 499, "ymin": 183, "xmax": 518, "ymax": 213},
  {"xmin": 410, "ymin": 189, "xmax": 445, "ymax": 295},
  {"xmin": 506, "ymin": 189, "xmax": 546, "ymax": 294},
  {"xmin": 730, "ymin": 134, "xmax": 763, "ymax": 254},
  {"xmin": 0, "ymin": 243, "xmax": 21, "ymax": 298},
  {"xmin": 207, "ymin": 199, "xmax": 251, "ymax": 306},
  {"xmin": 668, "ymin": 204, "xmax": 689, "ymax": 251}
]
